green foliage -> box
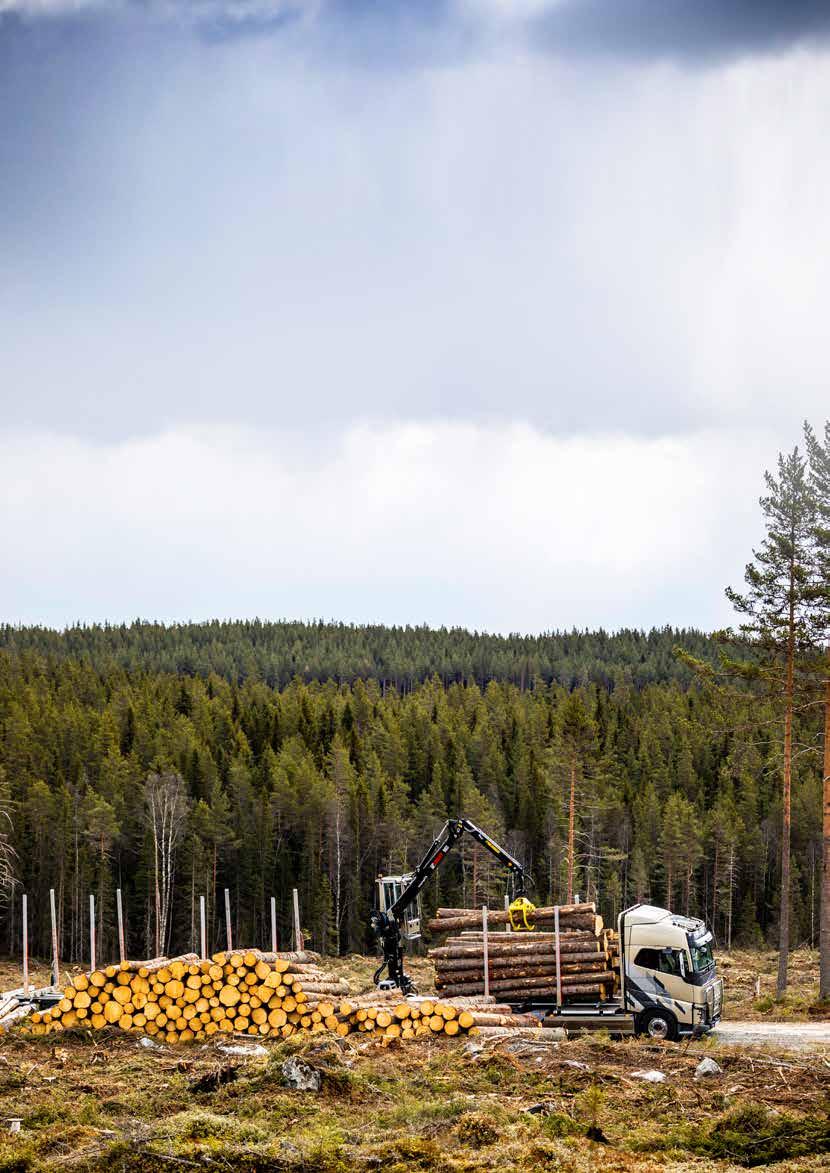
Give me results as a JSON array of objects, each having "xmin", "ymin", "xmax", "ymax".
[
  {"xmin": 0, "ymin": 622, "xmax": 823, "ymax": 959},
  {"xmin": 636, "ymin": 1103, "xmax": 830, "ymax": 1166}
]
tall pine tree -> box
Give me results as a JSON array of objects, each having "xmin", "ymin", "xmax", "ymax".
[
  {"xmin": 805, "ymin": 420, "xmax": 830, "ymax": 998},
  {"xmin": 725, "ymin": 448, "xmax": 817, "ymax": 996}
]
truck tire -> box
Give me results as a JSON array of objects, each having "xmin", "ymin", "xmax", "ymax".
[{"xmin": 638, "ymin": 1009, "xmax": 678, "ymax": 1042}]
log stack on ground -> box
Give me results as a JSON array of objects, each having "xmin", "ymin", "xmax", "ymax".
[
  {"xmin": 27, "ymin": 950, "xmax": 352, "ymax": 1043},
  {"xmin": 428, "ymin": 902, "xmax": 619, "ymax": 1005},
  {"xmin": 24, "ymin": 951, "xmax": 535, "ymax": 1043}
]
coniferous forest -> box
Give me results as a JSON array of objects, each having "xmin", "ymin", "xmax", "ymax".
[{"xmin": 0, "ymin": 621, "xmax": 822, "ymax": 966}]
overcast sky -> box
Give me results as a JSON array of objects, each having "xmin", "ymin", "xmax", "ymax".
[{"xmin": 1, "ymin": 1, "xmax": 828, "ymax": 633}]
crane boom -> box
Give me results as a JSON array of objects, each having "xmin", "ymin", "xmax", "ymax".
[{"xmin": 370, "ymin": 818, "xmax": 528, "ymax": 993}]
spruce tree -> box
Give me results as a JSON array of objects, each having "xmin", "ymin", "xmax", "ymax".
[
  {"xmin": 805, "ymin": 420, "xmax": 830, "ymax": 998},
  {"xmin": 725, "ymin": 448, "xmax": 817, "ymax": 996}
]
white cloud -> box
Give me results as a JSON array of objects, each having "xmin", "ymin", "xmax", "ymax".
[{"xmin": 0, "ymin": 422, "xmax": 775, "ymax": 631}]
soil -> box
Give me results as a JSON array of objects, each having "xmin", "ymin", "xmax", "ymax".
[{"xmin": 0, "ymin": 950, "xmax": 826, "ymax": 1170}]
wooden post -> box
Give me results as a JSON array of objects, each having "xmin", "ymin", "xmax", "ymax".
[
  {"xmin": 116, "ymin": 888, "xmax": 126, "ymax": 964},
  {"xmin": 270, "ymin": 896, "xmax": 277, "ymax": 953},
  {"xmin": 482, "ymin": 905, "xmax": 490, "ymax": 999},
  {"xmin": 89, "ymin": 894, "xmax": 96, "ymax": 972},
  {"xmin": 292, "ymin": 888, "xmax": 303, "ymax": 952},
  {"xmin": 554, "ymin": 904, "xmax": 562, "ymax": 1009},
  {"xmin": 49, "ymin": 888, "xmax": 59, "ymax": 988},
  {"xmin": 199, "ymin": 895, "xmax": 207, "ymax": 960},
  {"xmin": 224, "ymin": 888, "xmax": 233, "ymax": 952},
  {"xmin": 21, "ymin": 894, "xmax": 28, "ymax": 998}
]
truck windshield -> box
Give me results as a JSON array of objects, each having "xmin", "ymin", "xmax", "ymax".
[{"xmin": 690, "ymin": 938, "xmax": 714, "ymax": 972}]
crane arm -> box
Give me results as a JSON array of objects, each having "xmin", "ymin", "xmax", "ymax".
[{"xmin": 370, "ymin": 818, "xmax": 528, "ymax": 993}]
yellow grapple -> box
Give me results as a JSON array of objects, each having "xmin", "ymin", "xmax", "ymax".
[{"xmin": 508, "ymin": 896, "xmax": 536, "ymax": 932}]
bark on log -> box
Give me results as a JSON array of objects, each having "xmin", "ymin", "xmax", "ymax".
[
  {"xmin": 436, "ymin": 973, "xmax": 614, "ymax": 997},
  {"xmin": 427, "ymin": 907, "xmax": 600, "ymax": 934},
  {"xmin": 435, "ymin": 902, "xmax": 595, "ymax": 918},
  {"xmin": 432, "ymin": 952, "xmax": 608, "ymax": 973},
  {"xmin": 432, "ymin": 936, "xmax": 601, "ymax": 956},
  {"xmin": 470, "ymin": 1025, "xmax": 567, "ymax": 1040},
  {"xmin": 466, "ymin": 1011, "xmax": 538, "ymax": 1027}
]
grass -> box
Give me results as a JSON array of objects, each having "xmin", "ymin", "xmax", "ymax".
[
  {"xmin": 0, "ymin": 949, "xmax": 827, "ymax": 1169},
  {"xmin": 0, "ymin": 1023, "xmax": 825, "ymax": 1171}
]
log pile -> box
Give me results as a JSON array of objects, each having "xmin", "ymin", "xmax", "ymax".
[
  {"xmin": 428, "ymin": 902, "xmax": 620, "ymax": 1005},
  {"xmin": 28, "ymin": 950, "xmax": 352, "ymax": 1042},
  {"xmin": 24, "ymin": 950, "xmax": 536, "ymax": 1043},
  {"xmin": 333, "ymin": 993, "xmax": 536, "ymax": 1042}
]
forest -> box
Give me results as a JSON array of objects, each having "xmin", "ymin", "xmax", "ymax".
[
  {"xmin": 0, "ymin": 624, "xmax": 822, "ymax": 967},
  {"xmin": 0, "ymin": 621, "xmax": 717, "ymax": 692}
]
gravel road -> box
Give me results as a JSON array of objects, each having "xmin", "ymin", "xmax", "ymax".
[{"xmin": 712, "ymin": 1020, "xmax": 830, "ymax": 1049}]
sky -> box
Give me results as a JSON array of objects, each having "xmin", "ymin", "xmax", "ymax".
[{"xmin": 1, "ymin": 1, "xmax": 828, "ymax": 634}]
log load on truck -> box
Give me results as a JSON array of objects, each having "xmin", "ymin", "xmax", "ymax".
[{"xmin": 371, "ymin": 818, "xmax": 723, "ymax": 1041}]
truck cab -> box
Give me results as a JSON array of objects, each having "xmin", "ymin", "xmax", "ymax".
[{"xmin": 620, "ymin": 904, "xmax": 723, "ymax": 1039}]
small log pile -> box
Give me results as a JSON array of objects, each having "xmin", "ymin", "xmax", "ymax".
[
  {"xmin": 24, "ymin": 950, "xmax": 536, "ymax": 1043},
  {"xmin": 336, "ymin": 992, "xmax": 537, "ymax": 1042},
  {"xmin": 428, "ymin": 902, "xmax": 620, "ymax": 1004}
]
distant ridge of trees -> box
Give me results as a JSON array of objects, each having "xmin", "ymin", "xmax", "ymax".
[{"xmin": 0, "ymin": 620, "xmax": 719, "ymax": 692}]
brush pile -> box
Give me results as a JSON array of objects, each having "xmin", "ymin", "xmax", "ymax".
[
  {"xmin": 25, "ymin": 950, "xmax": 536, "ymax": 1043},
  {"xmin": 427, "ymin": 902, "xmax": 620, "ymax": 1004}
]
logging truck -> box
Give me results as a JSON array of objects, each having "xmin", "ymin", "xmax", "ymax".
[
  {"xmin": 372, "ymin": 819, "xmax": 723, "ymax": 1040},
  {"xmin": 515, "ymin": 904, "xmax": 724, "ymax": 1041}
]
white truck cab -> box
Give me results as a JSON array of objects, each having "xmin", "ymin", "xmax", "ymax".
[{"xmin": 619, "ymin": 904, "xmax": 723, "ymax": 1039}]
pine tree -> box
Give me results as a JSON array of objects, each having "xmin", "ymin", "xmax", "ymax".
[
  {"xmin": 725, "ymin": 448, "xmax": 817, "ymax": 996},
  {"xmin": 805, "ymin": 420, "xmax": 830, "ymax": 998}
]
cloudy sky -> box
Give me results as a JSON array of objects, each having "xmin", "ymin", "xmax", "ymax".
[{"xmin": 1, "ymin": 1, "xmax": 828, "ymax": 633}]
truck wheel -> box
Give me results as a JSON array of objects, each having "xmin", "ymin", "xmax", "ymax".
[{"xmin": 638, "ymin": 1010, "xmax": 678, "ymax": 1041}]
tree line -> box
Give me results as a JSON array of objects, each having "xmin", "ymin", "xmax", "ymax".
[
  {"xmin": 0, "ymin": 650, "xmax": 822, "ymax": 970},
  {"xmin": 0, "ymin": 621, "xmax": 717, "ymax": 693}
]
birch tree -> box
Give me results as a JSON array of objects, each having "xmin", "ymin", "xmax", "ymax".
[{"xmin": 146, "ymin": 772, "xmax": 189, "ymax": 957}]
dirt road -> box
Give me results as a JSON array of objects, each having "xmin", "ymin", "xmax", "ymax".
[{"xmin": 712, "ymin": 1020, "xmax": 830, "ymax": 1049}]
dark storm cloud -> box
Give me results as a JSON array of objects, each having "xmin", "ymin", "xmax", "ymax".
[{"xmin": 534, "ymin": 0, "xmax": 830, "ymax": 64}]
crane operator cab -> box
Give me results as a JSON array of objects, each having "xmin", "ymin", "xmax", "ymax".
[
  {"xmin": 371, "ymin": 817, "xmax": 531, "ymax": 995},
  {"xmin": 376, "ymin": 874, "xmax": 421, "ymax": 941}
]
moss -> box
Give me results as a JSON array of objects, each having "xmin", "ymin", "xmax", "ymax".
[
  {"xmin": 455, "ymin": 1113, "xmax": 499, "ymax": 1148},
  {"xmin": 540, "ymin": 1112, "xmax": 583, "ymax": 1140},
  {"xmin": 373, "ymin": 1135, "xmax": 441, "ymax": 1169},
  {"xmin": 0, "ymin": 1154, "xmax": 34, "ymax": 1173},
  {"xmin": 634, "ymin": 1103, "xmax": 830, "ymax": 1166},
  {"xmin": 160, "ymin": 1109, "xmax": 269, "ymax": 1145}
]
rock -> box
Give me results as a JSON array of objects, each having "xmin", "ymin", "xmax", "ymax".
[
  {"xmin": 630, "ymin": 1069, "xmax": 666, "ymax": 1083},
  {"xmin": 694, "ymin": 1057, "xmax": 723, "ymax": 1080},
  {"xmin": 564, "ymin": 1060, "xmax": 590, "ymax": 1071},
  {"xmin": 281, "ymin": 1056, "xmax": 322, "ymax": 1092},
  {"xmin": 137, "ymin": 1036, "xmax": 160, "ymax": 1049},
  {"xmin": 462, "ymin": 1041, "xmax": 484, "ymax": 1059}
]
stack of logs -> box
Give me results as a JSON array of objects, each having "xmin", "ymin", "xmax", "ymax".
[
  {"xmin": 427, "ymin": 902, "xmax": 620, "ymax": 1004},
  {"xmin": 334, "ymin": 991, "xmax": 536, "ymax": 1041},
  {"xmin": 28, "ymin": 950, "xmax": 351, "ymax": 1043},
  {"xmin": 25, "ymin": 950, "xmax": 536, "ymax": 1043}
]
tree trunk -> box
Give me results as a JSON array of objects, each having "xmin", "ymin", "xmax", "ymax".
[
  {"xmin": 777, "ymin": 585, "xmax": 796, "ymax": 999},
  {"xmin": 820, "ymin": 660, "xmax": 830, "ymax": 1000},
  {"xmin": 567, "ymin": 762, "xmax": 575, "ymax": 902}
]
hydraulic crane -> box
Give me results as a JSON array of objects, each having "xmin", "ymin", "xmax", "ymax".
[{"xmin": 369, "ymin": 818, "xmax": 535, "ymax": 994}]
